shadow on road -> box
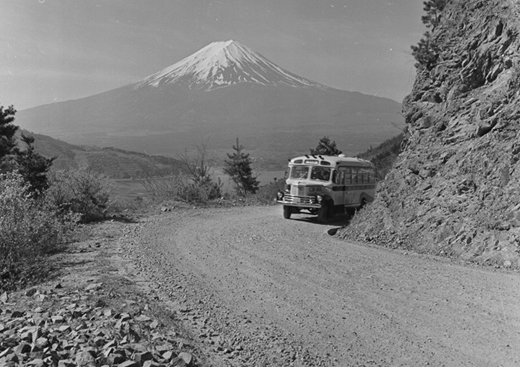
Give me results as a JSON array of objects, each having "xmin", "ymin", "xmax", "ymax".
[{"xmin": 289, "ymin": 212, "xmax": 352, "ymax": 227}]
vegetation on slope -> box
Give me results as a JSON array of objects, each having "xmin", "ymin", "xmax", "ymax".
[
  {"xmin": 1, "ymin": 105, "xmax": 116, "ymax": 291},
  {"xmin": 357, "ymin": 133, "xmax": 404, "ymax": 181},
  {"xmin": 27, "ymin": 130, "xmax": 184, "ymax": 179}
]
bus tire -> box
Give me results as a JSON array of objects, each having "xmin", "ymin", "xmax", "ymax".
[
  {"xmin": 317, "ymin": 203, "xmax": 328, "ymax": 223},
  {"xmin": 283, "ymin": 206, "xmax": 292, "ymax": 219}
]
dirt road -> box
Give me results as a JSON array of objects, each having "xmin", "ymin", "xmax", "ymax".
[{"xmin": 123, "ymin": 206, "xmax": 520, "ymax": 366}]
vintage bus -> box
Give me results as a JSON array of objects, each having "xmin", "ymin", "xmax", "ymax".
[{"xmin": 276, "ymin": 154, "xmax": 376, "ymax": 223}]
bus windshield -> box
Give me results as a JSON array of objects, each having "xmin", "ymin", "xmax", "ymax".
[
  {"xmin": 310, "ymin": 167, "xmax": 331, "ymax": 182},
  {"xmin": 289, "ymin": 165, "xmax": 310, "ymax": 179}
]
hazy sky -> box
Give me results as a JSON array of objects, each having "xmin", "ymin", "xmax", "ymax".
[{"xmin": 1, "ymin": 0, "xmax": 425, "ymax": 110}]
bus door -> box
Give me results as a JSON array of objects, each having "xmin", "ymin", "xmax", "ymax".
[
  {"xmin": 345, "ymin": 167, "xmax": 358, "ymax": 205},
  {"xmin": 335, "ymin": 167, "xmax": 349, "ymax": 205}
]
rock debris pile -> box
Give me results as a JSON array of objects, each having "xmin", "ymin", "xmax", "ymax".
[
  {"xmin": 340, "ymin": 0, "xmax": 520, "ymax": 268},
  {"xmin": 0, "ymin": 284, "xmax": 195, "ymax": 367}
]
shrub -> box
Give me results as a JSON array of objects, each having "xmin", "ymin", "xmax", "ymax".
[
  {"xmin": 46, "ymin": 167, "xmax": 112, "ymax": 222},
  {"xmin": 141, "ymin": 172, "xmax": 222, "ymax": 204},
  {"xmin": 255, "ymin": 178, "xmax": 286, "ymax": 205},
  {"xmin": 0, "ymin": 172, "xmax": 77, "ymax": 271},
  {"xmin": 172, "ymin": 173, "xmax": 222, "ymax": 203}
]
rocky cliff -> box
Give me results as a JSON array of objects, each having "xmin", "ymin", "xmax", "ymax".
[{"xmin": 339, "ymin": 0, "xmax": 520, "ymax": 269}]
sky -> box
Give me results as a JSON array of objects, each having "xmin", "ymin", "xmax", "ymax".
[{"xmin": 1, "ymin": 0, "xmax": 425, "ymax": 110}]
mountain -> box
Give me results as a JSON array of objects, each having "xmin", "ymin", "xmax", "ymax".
[
  {"xmin": 21, "ymin": 130, "xmax": 183, "ymax": 179},
  {"xmin": 136, "ymin": 40, "xmax": 325, "ymax": 91},
  {"xmin": 339, "ymin": 0, "xmax": 520, "ymax": 268},
  {"xmin": 15, "ymin": 40, "xmax": 404, "ymax": 164}
]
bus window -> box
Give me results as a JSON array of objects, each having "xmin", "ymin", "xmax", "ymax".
[
  {"xmin": 341, "ymin": 167, "xmax": 351, "ymax": 184},
  {"xmin": 359, "ymin": 168, "xmax": 369, "ymax": 183},
  {"xmin": 310, "ymin": 167, "xmax": 331, "ymax": 181},
  {"xmin": 336, "ymin": 169, "xmax": 343, "ymax": 184},
  {"xmin": 345, "ymin": 167, "xmax": 352, "ymax": 185},
  {"xmin": 351, "ymin": 168, "xmax": 358, "ymax": 184},
  {"xmin": 290, "ymin": 166, "xmax": 310, "ymax": 179}
]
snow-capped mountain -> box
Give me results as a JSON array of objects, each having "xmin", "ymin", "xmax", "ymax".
[
  {"xmin": 136, "ymin": 40, "xmax": 326, "ymax": 91},
  {"xmin": 16, "ymin": 41, "xmax": 404, "ymax": 162}
]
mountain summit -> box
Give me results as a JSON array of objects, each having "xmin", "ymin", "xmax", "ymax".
[
  {"xmin": 16, "ymin": 40, "xmax": 403, "ymax": 161},
  {"xmin": 135, "ymin": 40, "xmax": 325, "ymax": 91}
]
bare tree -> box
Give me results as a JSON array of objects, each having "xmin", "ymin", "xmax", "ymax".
[{"xmin": 178, "ymin": 142, "xmax": 215, "ymax": 185}]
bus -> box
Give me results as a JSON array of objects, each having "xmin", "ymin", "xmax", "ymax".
[{"xmin": 276, "ymin": 154, "xmax": 376, "ymax": 223}]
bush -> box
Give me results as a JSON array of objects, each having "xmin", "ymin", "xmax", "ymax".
[
  {"xmin": 0, "ymin": 172, "xmax": 77, "ymax": 271},
  {"xmin": 255, "ymin": 179, "xmax": 286, "ymax": 204},
  {"xmin": 46, "ymin": 167, "xmax": 112, "ymax": 222},
  {"xmin": 141, "ymin": 172, "xmax": 222, "ymax": 204}
]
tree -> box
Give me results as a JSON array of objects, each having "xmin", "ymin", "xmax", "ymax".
[
  {"xmin": 411, "ymin": 0, "xmax": 447, "ymax": 70},
  {"xmin": 16, "ymin": 134, "xmax": 55, "ymax": 195},
  {"xmin": 411, "ymin": 31, "xmax": 441, "ymax": 70},
  {"xmin": 0, "ymin": 105, "xmax": 19, "ymax": 172},
  {"xmin": 421, "ymin": 0, "xmax": 447, "ymax": 29},
  {"xmin": 223, "ymin": 138, "xmax": 259, "ymax": 196},
  {"xmin": 177, "ymin": 142, "xmax": 222, "ymax": 202},
  {"xmin": 0, "ymin": 104, "xmax": 54, "ymax": 195},
  {"xmin": 310, "ymin": 136, "xmax": 342, "ymax": 156}
]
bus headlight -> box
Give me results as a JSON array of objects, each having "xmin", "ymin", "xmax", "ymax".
[
  {"xmin": 316, "ymin": 195, "xmax": 323, "ymax": 203},
  {"xmin": 277, "ymin": 191, "xmax": 284, "ymax": 200}
]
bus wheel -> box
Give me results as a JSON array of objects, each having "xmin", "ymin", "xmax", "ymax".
[
  {"xmin": 283, "ymin": 206, "xmax": 292, "ymax": 219},
  {"xmin": 317, "ymin": 203, "xmax": 328, "ymax": 223}
]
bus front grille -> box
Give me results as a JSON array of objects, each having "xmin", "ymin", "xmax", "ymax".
[
  {"xmin": 290, "ymin": 186, "xmax": 307, "ymax": 196},
  {"xmin": 283, "ymin": 195, "xmax": 316, "ymax": 205}
]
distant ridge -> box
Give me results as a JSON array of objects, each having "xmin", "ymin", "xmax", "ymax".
[{"xmin": 23, "ymin": 130, "xmax": 183, "ymax": 179}]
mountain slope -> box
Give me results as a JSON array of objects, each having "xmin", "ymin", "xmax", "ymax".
[
  {"xmin": 340, "ymin": 0, "xmax": 520, "ymax": 268},
  {"xmin": 23, "ymin": 131, "xmax": 183, "ymax": 179},
  {"xmin": 15, "ymin": 41, "xmax": 404, "ymax": 162}
]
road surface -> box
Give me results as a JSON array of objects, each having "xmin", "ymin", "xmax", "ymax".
[{"xmin": 124, "ymin": 206, "xmax": 520, "ymax": 366}]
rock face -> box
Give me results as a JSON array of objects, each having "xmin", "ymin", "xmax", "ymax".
[{"xmin": 339, "ymin": 0, "xmax": 520, "ymax": 268}]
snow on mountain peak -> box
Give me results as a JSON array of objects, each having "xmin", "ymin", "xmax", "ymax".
[{"xmin": 135, "ymin": 40, "xmax": 326, "ymax": 90}]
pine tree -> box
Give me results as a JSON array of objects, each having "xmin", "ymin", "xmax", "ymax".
[
  {"xmin": 0, "ymin": 105, "xmax": 19, "ymax": 172},
  {"xmin": 421, "ymin": 0, "xmax": 447, "ymax": 29},
  {"xmin": 411, "ymin": 31, "xmax": 440, "ymax": 70},
  {"xmin": 16, "ymin": 134, "xmax": 55, "ymax": 195},
  {"xmin": 310, "ymin": 136, "xmax": 342, "ymax": 156},
  {"xmin": 0, "ymin": 104, "xmax": 54, "ymax": 195},
  {"xmin": 223, "ymin": 138, "xmax": 259, "ymax": 196},
  {"xmin": 411, "ymin": 0, "xmax": 447, "ymax": 70}
]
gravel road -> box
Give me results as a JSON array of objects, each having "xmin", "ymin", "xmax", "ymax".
[{"xmin": 123, "ymin": 206, "xmax": 520, "ymax": 366}]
